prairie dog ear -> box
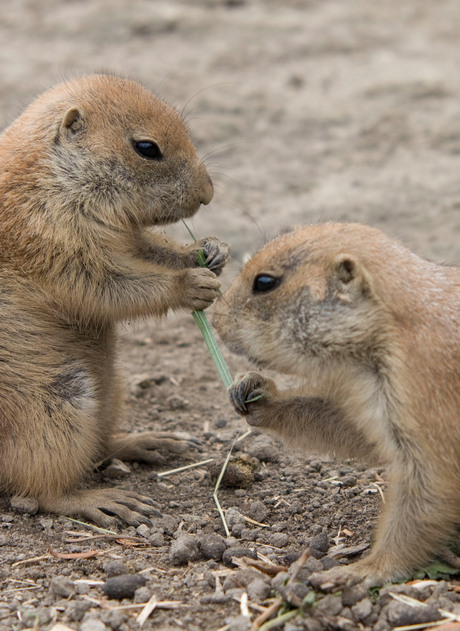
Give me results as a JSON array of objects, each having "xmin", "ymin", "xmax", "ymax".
[
  {"xmin": 61, "ymin": 107, "xmax": 85, "ymax": 137},
  {"xmin": 334, "ymin": 254, "xmax": 370, "ymax": 295}
]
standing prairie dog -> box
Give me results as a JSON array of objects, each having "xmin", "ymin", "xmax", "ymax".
[
  {"xmin": 213, "ymin": 222, "xmax": 460, "ymax": 586},
  {"xmin": 0, "ymin": 74, "xmax": 230, "ymax": 527}
]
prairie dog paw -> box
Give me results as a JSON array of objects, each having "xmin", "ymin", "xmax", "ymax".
[
  {"xmin": 181, "ymin": 267, "xmax": 221, "ymax": 311},
  {"xmin": 309, "ymin": 564, "xmax": 378, "ymax": 591},
  {"xmin": 109, "ymin": 431, "xmax": 199, "ymax": 466},
  {"xmin": 196, "ymin": 237, "xmax": 230, "ymax": 275},
  {"xmin": 42, "ymin": 488, "xmax": 162, "ymax": 529},
  {"xmin": 229, "ymin": 371, "xmax": 275, "ymax": 421}
]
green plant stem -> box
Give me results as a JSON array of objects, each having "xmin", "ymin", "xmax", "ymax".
[{"xmin": 191, "ymin": 310, "xmax": 233, "ymax": 388}]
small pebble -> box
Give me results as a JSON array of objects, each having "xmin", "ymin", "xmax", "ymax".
[
  {"xmin": 269, "ymin": 532, "xmax": 289, "ymax": 548},
  {"xmin": 167, "ymin": 394, "xmax": 189, "ymax": 409},
  {"xmin": 66, "ymin": 600, "xmax": 92, "ymax": 622},
  {"xmin": 134, "ymin": 586, "xmax": 151, "ymax": 603},
  {"xmin": 385, "ymin": 600, "xmax": 442, "ymax": 627},
  {"xmin": 247, "ymin": 577, "xmax": 271, "ymax": 601},
  {"xmin": 315, "ymin": 594, "xmax": 343, "ymax": 616},
  {"xmin": 103, "ymin": 458, "xmax": 131, "ymax": 479},
  {"xmin": 136, "ymin": 523, "xmax": 150, "ymax": 538},
  {"xmin": 222, "ymin": 546, "xmax": 258, "ymax": 566},
  {"xmin": 169, "ymin": 533, "xmax": 200, "ymax": 565},
  {"xmin": 309, "ymin": 532, "xmax": 329, "ymax": 558},
  {"xmin": 341, "ymin": 584, "xmax": 368, "ymax": 607},
  {"xmin": 10, "ymin": 496, "xmax": 38, "ymax": 515},
  {"xmin": 247, "ymin": 435, "xmax": 279, "ymax": 462},
  {"xmin": 102, "ymin": 574, "xmax": 146, "ymax": 600},
  {"xmin": 352, "ymin": 598, "xmax": 374, "ymax": 623},
  {"xmin": 246, "ymin": 500, "xmax": 269, "ymax": 524},
  {"xmin": 38, "ymin": 517, "xmax": 54, "ymax": 530},
  {"xmin": 80, "ymin": 618, "xmax": 109, "ymax": 631},
  {"xmin": 148, "ymin": 532, "xmax": 165, "ymax": 547},
  {"xmin": 49, "ymin": 576, "xmax": 75, "ymax": 598},
  {"xmin": 225, "ymin": 507, "xmax": 246, "ymax": 535},
  {"xmin": 341, "ymin": 475, "xmax": 357, "ymax": 487},
  {"xmin": 1, "ymin": 514, "xmax": 14, "ymax": 522},
  {"xmin": 199, "ymin": 533, "xmax": 226, "ymax": 561},
  {"xmin": 103, "ymin": 560, "xmax": 128, "ymax": 577},
  {"xmin": 0, "ymin": 534, "xmax": 8, "ymax": 546}
]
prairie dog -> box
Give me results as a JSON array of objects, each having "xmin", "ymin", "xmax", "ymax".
[
  {"xmin": 213, "ymin": 222, "xmax": 460, "ymax": 586},
  {"xmin": 0, "ymin": 74, "xmax": 230, "ymax": 527}
]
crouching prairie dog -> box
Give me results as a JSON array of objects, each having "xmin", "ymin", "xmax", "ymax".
[
  {"xmin": 213, "ymin": 222, "xmax": 460, "ymax": 586},
  {"xmin": 0, "ymin": 74, "xmax": 230, "ymax": 527}
]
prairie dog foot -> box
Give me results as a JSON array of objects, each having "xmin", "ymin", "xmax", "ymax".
[
  {"xmin": 309, "ymin": 561, "xmax": 388, "ymax": 591},
  {"xmin": 229, "ymin": 371, "xmax": 277, "ymax": 421},
  {"xmin": 40, "ymin": 488, "xmax": 162, "ymax": 529},
  {"xmin": 193, "ymin": 237, "xmax": 230, "ymax": 275},
  {"xmin": 108, "ymin": 431, "xmax": 198, "ymax": 465}
]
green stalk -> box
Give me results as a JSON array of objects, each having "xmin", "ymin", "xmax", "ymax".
[
  {"xmin": 182, "ymin": 220, "xmax": 233, "ymax": 388},
  {"xmin": 191, "ymin": 310, "xmax": 233, "ymax": 388}
]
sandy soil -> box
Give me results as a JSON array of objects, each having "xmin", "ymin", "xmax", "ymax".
[{"xmin": 0, "ymin": 1, "xmax": 459, "ymax": 630}]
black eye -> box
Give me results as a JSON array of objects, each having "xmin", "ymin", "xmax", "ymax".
[
  {"xmin": 133, "ymin": 140, "xmax": 163, "ymax": 160},
  {"xmin": 252, "ymin": 274, "xmax": 281, "ymax": 293}
]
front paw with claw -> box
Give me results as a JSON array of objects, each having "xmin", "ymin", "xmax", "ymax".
[
  {"xmin": 228, "ymin": 371, "xmax": 276, "ymax": 425},
  {"xmin": 193, "ymin": 237, "xmax": 230, "ymax": 276}
]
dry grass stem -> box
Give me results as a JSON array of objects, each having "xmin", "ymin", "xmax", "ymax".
[
  {"xmin": 137, "ymin": 594, "xmax": 158, "ymax": 627},
  {"xmin": 12, "ymin": 554, "xmax": 51, "ymax": 568},
  {"xmin": 243, "ymin": 515, "xmax": 270, "ymax": 528},
  {"xmin": 157, "ymin": 458, "xmax": 215, "ymax": 478},
  {"xmin": 67, "ymin": 517, "xmax": 117, "ymax": 536},
  {"xmin": 82, "ymin": 595, "xmax": 184, "ymax": 613},
  {"xmin": 371, "ymin": 482, "xmax": 386, "ymax": 503},
  {"xmin": 250, "ymin": 596, "xmax": 284, "ymax": 630},
  {"xmin": 240, "ymin": 591, "xmax": 250, "ymax": 618}
]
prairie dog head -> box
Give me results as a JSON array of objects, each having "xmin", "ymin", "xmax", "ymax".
[
  {"xmin": 2, "ymin": 74, "xmax": 213, "ymax": 229},
  {"xmin": 213, "ymin": 223, "xmax": 407, "ymax": 375}
]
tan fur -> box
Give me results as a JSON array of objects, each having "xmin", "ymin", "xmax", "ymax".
[
  {"xmin": 213, "ymin": 222, "xmax": 460, "ymax": 585},
  {"xmin": 0, "ymin": 74, "xmax": 229, "ymax": 527}
]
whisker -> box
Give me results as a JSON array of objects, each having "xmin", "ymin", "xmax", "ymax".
[
  {"xmin": 179, "ymin": 82, "xmax": 236, "ymax": 120},
  {"xmin": 201, "ymin": 141, "xmax": 251, "ymax": 162}
]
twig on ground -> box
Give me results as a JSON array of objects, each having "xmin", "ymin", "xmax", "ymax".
[
  {"xmin": 157, "ymin": 458, "xmax": 215, "ymax": 478},
  {"xmin": 213, "ymin": 440, "xmax": 236, "ymax": 537},
  {"xmin": 136, "ymin": 594, "xmax": 158, "ymax": 627},
  {"xmin": 250, "ymin": 596, "xmax": 284, "ymax": 630},
  {"xmin": 67, "ymin": 517, "xmax": 118, "ymax": 536}
]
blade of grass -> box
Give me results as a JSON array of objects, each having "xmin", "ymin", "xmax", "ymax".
[{"xmin": 191, "ymin": 310, "xmax": 233, "ymax": 388}]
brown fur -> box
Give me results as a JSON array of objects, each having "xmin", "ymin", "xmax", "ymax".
[
  {"xmin": 213, "ymin": 222, "xmax": 460, "ymax": 585},
  {"xmin": 0, "ymin": 74, "xmax": 229, "ymax": 527}
]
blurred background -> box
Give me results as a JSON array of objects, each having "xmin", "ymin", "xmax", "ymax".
[{"xmin": 1, "ymin": 0, "xmax": 460, "ymax": 264}]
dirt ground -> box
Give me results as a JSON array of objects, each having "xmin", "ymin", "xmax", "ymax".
[{"xmin": 0, "ymin": 1, "xmax": 460, "ymax": 630}]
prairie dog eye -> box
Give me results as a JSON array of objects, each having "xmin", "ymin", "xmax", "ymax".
[
  {"xmin": 252, "ymin": 274, "xmax": 281, "ymax": 293},
  {"xmin": 133, "ymin": 140, "xmax": 163, "ymax": 160}
]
